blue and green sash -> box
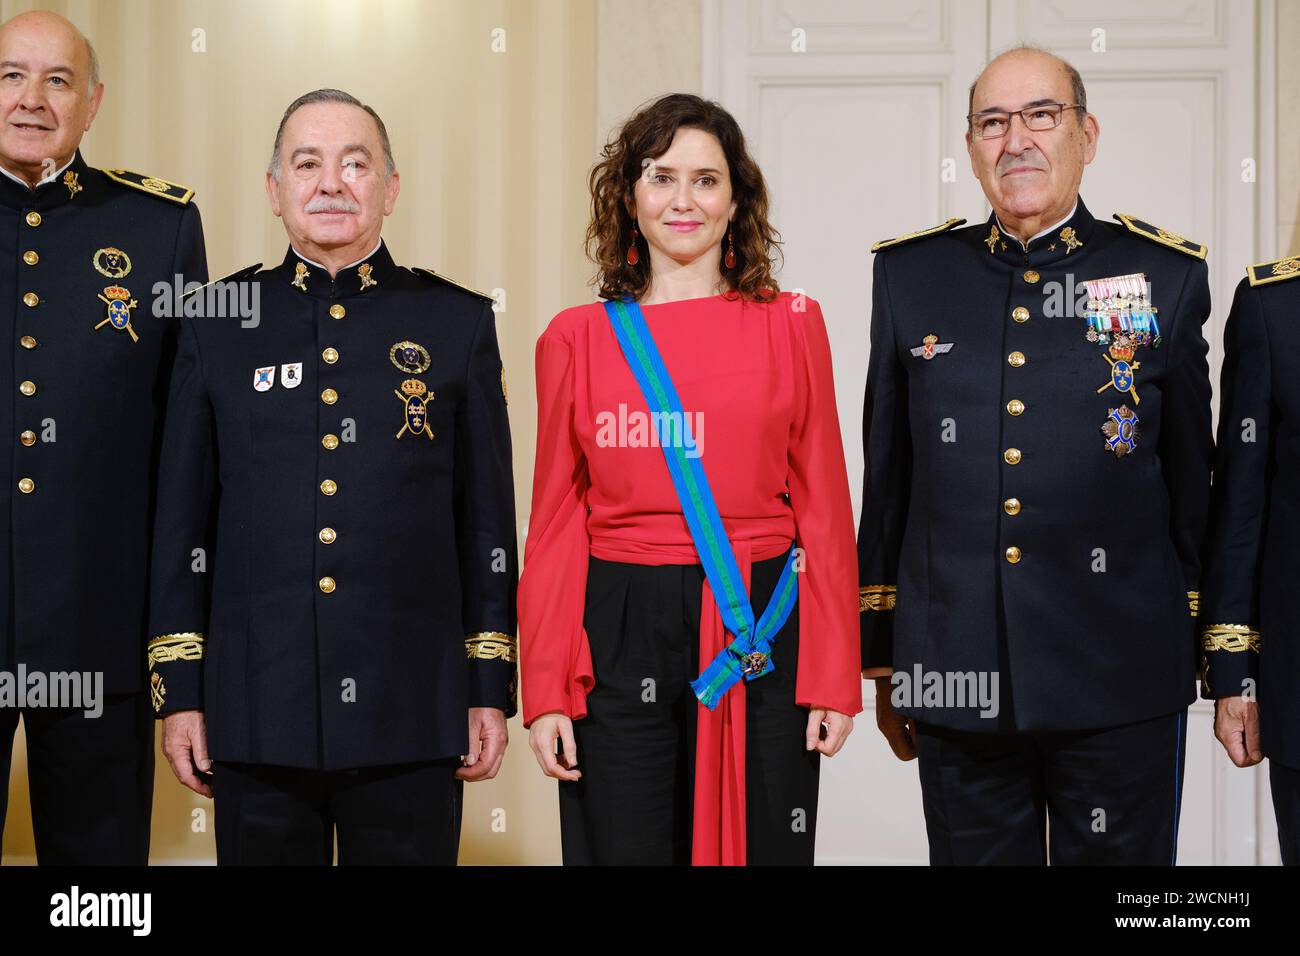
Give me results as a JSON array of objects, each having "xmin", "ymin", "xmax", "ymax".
[{"xmin": 603, "ymin": 298, "xmax": 798, "ymax": 710}]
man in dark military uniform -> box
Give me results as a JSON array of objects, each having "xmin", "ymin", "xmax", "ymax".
[
  {"xmin": 1199, "ymin": 254, "xmax": 1300, "ymax": 865},
  {"xmin": 148, "ymin": 89, "xmax": 517, "ymax": 865},
  {"xmin": 858, "ymin": 46, "xmax": 1211, "ymax": 864},
  {"xmin": 0, "ymin": 11, "xmax": 206, "ymax": 864}
]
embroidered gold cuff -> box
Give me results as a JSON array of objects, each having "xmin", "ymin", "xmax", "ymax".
[
  {"xmin": 860, "ymin": 585, "xmax": 897, "ymax": 612},
  {"xmin": 148, "ymin": 632, "xmax": 206, "ymax": 667},
  {"xmin": 466, "ymin": 631, "xmax": 518, "ymax": 663},
  {"xmin": 1200, "ymin": 624, "xmax": 1260, "ymax": 653},
  {"xmin": 1187, "ymin": 590, "xmax": 1199, "ymax": 618}
]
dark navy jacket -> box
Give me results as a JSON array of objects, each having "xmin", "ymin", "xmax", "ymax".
[
  {"xmin": 146, "ymin": 243, "xmax": 517, "ymax": 770},
  {"xmin": 1199, "ymin": 257, "xmax": 1300, "ymax": 767},
  {"xmin": 0, "ymin": 151, "xmax": 206, "ymax": 694},
  {"xmin": 858, "ymin": 199, "xmax": 1212, "ymax": 732}
]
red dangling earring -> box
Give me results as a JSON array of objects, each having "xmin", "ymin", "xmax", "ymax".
[
  {"xmin": 724, "ymin": 227, "xmax": 736, "ymax": 269},
  {"xmin": 626, "ymin": 226, "xmax": 640, "ymax": 266}
]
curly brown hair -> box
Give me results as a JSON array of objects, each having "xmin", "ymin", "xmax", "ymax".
[{"xmin": 586, "ymin": 93, "xmax": 782, "ymax": 302}]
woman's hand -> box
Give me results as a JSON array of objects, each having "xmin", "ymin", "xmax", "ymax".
[
  {"xmin": 528, "ymin": 711, "xmax": 583, "ymax": 781},
  {"xmin": 805, "ymin": 706, "xmax": 854, "ymax": 756}
]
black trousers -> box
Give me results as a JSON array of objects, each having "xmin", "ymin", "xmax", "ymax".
[
  {"xmin": 915, "ymin": 709, "xmax": 1188, "ymax": 865},
  {"xmin": 1270, "ymin": 760, "xmax": 1300, "ymax": 866},
  {"xmin": 0, "ymin": 692, "xmax": 154, "ymax": 865},
  {"xmin": 212, "ymin": 758, "xmax": 463, "ymax": 865},
  {"xmin": 560, "ymin": 553, "xmax": 820, "ymax": 866}
]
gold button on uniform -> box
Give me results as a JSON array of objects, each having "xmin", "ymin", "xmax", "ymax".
[
  {"xmin": 20, "ymin": 430, "xmax": 35, "ymax": 447},
  {"xmin": 18, "ymin": 478, "xmax": 34, "ymax": 494},
  {"xmin": 23, "ymin": 292, "xmax": 38, "ymax": 308},
  {"xmin": 321, "ymin": 388, "xmax": 338, "ymax": 405},
  {"xmin": 321, "ymin": 434, "xmax": 339, "ymax": 450},
  {"xmin": 1012, "ymin": 306, "xmax": 1030, "ymax": 323},
  {"xmin": 1005, "ymin": 546, "xmax": 1022, "ymax": 564},
  {"xmin": 1004, "ymin": 447, "xmax": 1022, "ymax": 465},
  {"xmin": 320, "ymin": 479, "xmax": 337, "ymax": 496},
  {"xmin": 19, "ymin": 335, "xmax": 36, "ymax": 350},
  {"xmin": 322, "ymin": 347, "xmax": 339, "ymax": 364},
  {"xmin": 1007, "ymin": 399, "xmax": 1025, "ymax": 416},
  {"xmin": 329, "ymin": 304, "xmax": 346, "ymax": 320},
  {"xmin": 1023, "ymin": 270, "xmax": 1040, "ymax": 284},
  {"xmin": 319, "ymin": 576, "xmax": 336, "ymax": 593},
  {"xmin": 1003, "ymin": 498, "xmax": 1021, "ymax": 516},
  {"xmin": 1008, "ymin": 351, "xmax": 1025, "ymax": 367},
  {"xmin": 19, "ymin": 380, "xmax": 35, "ymax": 396},
  {"xmin": 22, "ymin": 251, "xmax": 38, "ymax": 266},
  {"xmin": 25, "ymin": 212, "xmax": 40, "ymax": 227},
  {"xmin": 319, "ymin": 527, "xmax": 336, "ymax": 545}
]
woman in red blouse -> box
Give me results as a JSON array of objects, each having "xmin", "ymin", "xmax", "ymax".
[{"xmin": 519, "ymin": 93, "xmax": 861, "ymax": 865}]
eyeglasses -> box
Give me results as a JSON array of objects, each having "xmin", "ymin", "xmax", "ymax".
[{"xmin": 967, "ymin": 103, "xmax": 1085, "ymax": 140}]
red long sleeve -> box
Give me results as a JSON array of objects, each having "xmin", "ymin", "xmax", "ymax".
[
  {"xmin": 518, "ymin": 324, "xmax": 595, "ymax": 726},
  {"xmin": 787, "ymin": 298, "xmax": 863, "ymax": 715}
]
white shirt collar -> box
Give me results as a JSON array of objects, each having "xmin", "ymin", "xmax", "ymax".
[
  {"xmin": 291, "ymin": 239, "xmax": 383, "ymax": 274},
  {"xmin": 996, "ymin": 200, "xmax": 1079, "ymax": 250},
  {"xmin": 0, "ymin": 154, "xmax": 76, "ymax": 190}
]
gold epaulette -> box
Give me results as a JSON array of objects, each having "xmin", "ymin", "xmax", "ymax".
[
  {"xmin": 1246, "ymin": 255, "xmax": 1300, "ymax": 288},
  {"xmin": 1113, "ymin": 213, "xmax": 1206, "ymax": 260},
  {"xmin": 180, "ymin": 264, "xmax": 262, "ymax": 302},
  {"xmin": 871, "ymin": 218, "xmax": 965, "ymax": 253},
  {"xmin": 410, "ymin": 267, "xmax": 494, "ymax": 303},
  {"xmin": 103, "ymin": 168, "xmax": 195, "ymax": 204}
]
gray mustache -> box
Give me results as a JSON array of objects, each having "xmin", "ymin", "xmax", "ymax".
[{"xmin": 304, "ymin": 197, "xmax": 361, "ymax": 214}]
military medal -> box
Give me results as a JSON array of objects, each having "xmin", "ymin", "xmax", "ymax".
[
  {"xmin": 358, "ymin": 262, "xmax": 377, "ymax": 291},
  {"xmin": 1096, "ymin": 339, "xmax": 1141, "ymax": 405},
  {"xmin": 93, "ymin": 246, "xmax": 132, "ymax": 279},
  {"xmin": 390, "ymin": 340, "xmax": 434, "ymax": 440},
  {"xmin": 292, "ymin": 262, "xmax": 309, "ymax": 291},
  {"xmin": 94, "ymin": 285, "xmax": 140, "ymax": 343},
  {"xmin": 395, "ymin": 379, "xmax": 435, "ymax": 440},
  {"xmin": 1101, "ymin": 405, "xmax": 1140, "ymax": 457},
  {"xmin": 909, "ymin": 333, "xmax": 953, "ymax": 361},
  {"xmin": 1082, "ymin": 273, "xmax": 1160, "ymax": 348}
]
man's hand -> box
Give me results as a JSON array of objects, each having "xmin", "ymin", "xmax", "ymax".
[
  {"xmin": 875, "ymin": 675, "xmax": 917, "ymax": 761},
  {"xmin": 457, "ymin": 707, "xmax": 508, "ymax": 781},
  {"xmin": 162, "ymin": 710, "xmax": 212, "ymax": 797},
  {"xmin": 1214, "ymin": 696, "xmax": 1263, "ymax": 767},
  {"xmin": 805, "ymin": 707, "xmax": 854, "ymax": 756},
  {"xmin": 527, "ymin": 712, "xmax": 581, "ymax": 781}
]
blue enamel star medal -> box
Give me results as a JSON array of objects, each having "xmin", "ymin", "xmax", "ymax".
[{"xmin": 1101, "ymin": 404, "xmax": 1140, "ymax": 457}]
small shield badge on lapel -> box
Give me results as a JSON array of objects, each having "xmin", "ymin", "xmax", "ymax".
[{"xmin": 281, "ymin": 362, "xmax": 303, "ymax": 389}]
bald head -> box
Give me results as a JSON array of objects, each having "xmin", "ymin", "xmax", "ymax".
[
  {"xmin": 969, "ymin": 46, "xmax": 1086, "ymax": 124},
  {"xmin": 0, "ymin": 10, "xmax": 105, "ymax": 186},
  {"xmin": 0, "ymin": 11, "xmax": 98, "ymax": 91}
]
